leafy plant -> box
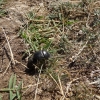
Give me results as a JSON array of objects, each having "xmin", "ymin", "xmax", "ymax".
[
  {"xmin": 0, "ymin": 74, "xmax": 22, "ymax": 100},
  {"xmin": 9, "ymin": 74, "xmax": 22, "ymax": 100}
]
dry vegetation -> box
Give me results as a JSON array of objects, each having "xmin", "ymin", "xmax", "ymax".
[{"xmin": 0, "ymin": 0, "xmax": 100, "ymax": 100}]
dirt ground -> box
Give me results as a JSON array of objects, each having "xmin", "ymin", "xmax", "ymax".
[
  {"xmin": 0, "ymin": 0, "xmax": 65, "ymax": 100},
  {"xmin": 0, "ymin": 0, "xmax": 100, "ymax": 100}
]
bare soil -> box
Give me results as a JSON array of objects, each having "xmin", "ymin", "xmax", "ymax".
[{"xmin": 0, "ymin": 0, "xmax": 64, "ymax": 100}]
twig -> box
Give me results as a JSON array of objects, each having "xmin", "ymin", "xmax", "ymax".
[
  {"xmin": 30, "ymin": 19, "xmax": 60, "ymax": 23},
  {"xmin": 0, "ymin": 61, "xmax": 11, "ymax": 78},
  {"xmin": 95, "ymin": 95, "xmax": 100, "ymax": 99},
  {"xmin": 90, "ymin": 46, "xmax": 100, "ymax": 65},
  {"xmin": 63, "ymin": 78, "xmax": 79, "ymax": 99},
  {"xmin": 90, "ymin": 70, "xmax": 100, "ymax": 78},
  {"xmin": 86, "ymin": 13, "xmax": 92, "ymax": 30},
  {"xmin": 49, "ymin": 73, "xmax": 67, "ymax": 97},
  {"xmin": 52, "ymin": 20, "xmax": 62, "ymax": 34},
  {"xmin": 71, "ymin": 40, "xmax": 88, "ymax": 62},
  {"xmin": 58, "ymin": 74, "xmax": 65, "ymax": 99},
  {"xmin": 15, "ymin": 60, "xmax": 28, "ymax": 69},
  {"xmin": 22, "ymin": 82, "xmax": 42, "ymax": 95},
  {"xmin": 2, "ymin": 27, "xmax": 15, "ymax": 65},
  {"xmin": 49, "ymin": 73, "xmax": 60, "ymax": 89},
  {"xmin": 34, "ymin": 65, "xmax": 43, "ymax": 100}
]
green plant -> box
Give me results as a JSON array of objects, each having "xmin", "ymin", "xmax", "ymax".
[
  {"xmin": 20, "ymin": 15, "xmax": 61, "ymax": 55},
  {"xmin": 0, "ymin": 94, "xmax": 2, "ymax": 100},
  {"xmin": 0, "ymin": 74, "xmax": 22, "ymax": 100},
  {"xmin": 0, "ymin": 0, "xmax": 7, "ymax": 17},
  {"xmin": 9, "ymin": 74, "xmax": 22, "ymax": 100}
]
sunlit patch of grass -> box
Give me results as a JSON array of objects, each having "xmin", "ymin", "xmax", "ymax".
[{"xmin": 20, "ymin": 12, "xmax": 65, "ymax": 54}]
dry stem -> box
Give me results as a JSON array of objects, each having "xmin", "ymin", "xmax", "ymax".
[
  {"xmin": 2, "ymin": 27, "xmax": 15, "ymax": 65},
  {"xmin": 34, "ymin": 65, "xmax": 43, "ymax": 100}
]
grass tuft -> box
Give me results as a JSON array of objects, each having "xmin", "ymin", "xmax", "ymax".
[{"xmin": 0, "ymin": 74, "xmax": 22, "ymax": 100}]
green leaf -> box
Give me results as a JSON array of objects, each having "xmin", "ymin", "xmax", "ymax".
[
  {"xmin": 16, "ymin": 81, "xmax": 22, "ymax": 100},
  {"xmin": 0, "ymin": 0, "xmax": 3, "ymax": 5},
  {"xmin": 0, "ymin": 94, "xmax": 2, "ymax": 100},
  {"xmin": 0, "ymin": 88, "xmax": 14, "ymax": 92},
  {"xmin": 10, "ymin": 91, "xmax": 16, "ymax": 100},
  {"xmin": 9, "ymin": 74, "xmax": 14, "ymax": 89},
  {"xmin": 9, "ymin": 74, "xmax": 17, "ymax": 100},
  {"xmin": 43, "ymin": 41, "xmax": 52, "ymax": 50},
  {"xmin": 12, "ymin": 74, "xmax": 16, "ymax": 89}
]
